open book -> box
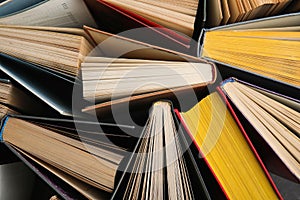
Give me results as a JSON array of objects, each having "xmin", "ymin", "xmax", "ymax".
[
  {"xmin": 0, "ymin": 115, "xmax": 135, "ymax": 197},
  {"xmin": 81, "ymin": 56, "xmax": 216, "ymax": 103},
  {"xmin": 175, "ymin": 92, "xmax": 282, "ymax": 199},
  {"xmin": 0, "ymin": 0, "xmax": 202, "ymax": 53},
  {"xmin": 113, "ymin": 96, "xmax": 282, "ymax": 199},
  {"xmin": 112, "ymin": 101, "xmax": 211, "ymax": 199},
  {"xmin": 200, "ymin": 13, "xmax": 300, "ymax": 87},
  {"xmin": 0, "ymin": 24, "xmax": 216, "ymax": 118},
  {"xmin": 220, "ymin": 78, "xmax": 300, "ymax": 183}
]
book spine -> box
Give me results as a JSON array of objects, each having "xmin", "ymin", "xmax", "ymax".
[{"xmin": 0, "ymin": 115, "xmax": 9, "ymax": 142}]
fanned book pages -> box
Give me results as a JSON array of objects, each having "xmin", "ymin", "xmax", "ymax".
[
  {"xmin": 205, "ymin": 0, "xmax": 299, "ymax": 27},
  {"xmin": 99, "ymin": 0, "xmax": 200, "ymax": 37},
  {"xmin": 112, "ymin": 101, "xmax": 211, "ymax": 200},
  {"xmin": 220, "ymin": 78, "xmax": 300, "ymax": 182},
  {"xmin": 0, "ymin": 116, "xmax": 135, "ymax": 195},
  {"xmin": 0, "ymin": 0, "xmax": 97, "ymax": 28},
  {"xmin": 201, "ymin": 26, "xmax": 300, "ymax": 87},
  {"xmin": 176, "ymin": 92, "xmax": 282, "ymax": 199},
  {"xmin": 81, "ymin": 57, "xmax": 216, "ymax": 102},
  {"xmin": 0, "ymin": 25, "xmax": 94, "ymax": 76}
]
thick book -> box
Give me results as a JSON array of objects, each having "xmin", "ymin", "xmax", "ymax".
[
  {"xmin": 81, "ymin": 56, "xmax": 216, "ymax": 103},
  {"xmin": 219, "ymin": 77, "xmax": 300, "ymax": 183},
  {"xmin": 82, "ymin": 62, "xmax": 216, "ymax": 121},
  {"xmin": 80, "ymin": 33, "xmax": 216, "ymax": 117},
  {"xmin": 0, "ymin": 24, "xmax": 212, "ymax": 77},
  {"xmin": 73, "ymin": 25, "xmax": 217, "ymax": 118},
  {"xmin": 0, "ymin": 114, "xmax": 136, "ymax": 198},
  {"xmin": 175, "ymin": 92, "xmax": 282, "ymax": 199},
  {"xmin": 0, "ymin": 0, "xmax": 202, "ymax": 53},
  {"xmin": 0, "ymin": 24, "xmax": 216, "ymax": 118},
  {"xmin": 199, "ymin": 12, "xmax": 300, "ymax": 88}
]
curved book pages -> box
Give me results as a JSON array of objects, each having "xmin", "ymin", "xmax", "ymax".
[
  {"xmin": 7, "ymin": 145, "xmax": 111, "ymax": 200},
  {"xmin": 0, "ymin": 24, "xmax": 216, "ymax": 117},
  {"xmin": 0, "ymin": 25, "xmax": 94, "ymax": 77},
  {"xmin": 81, "ymin": 53, "xmax": 216, "ymax": 117},
  {"xmin": 81, "ymin": 57, "xmax": 215, "ymax": 102},
  {"xmin": 200, "ymin": 12, "xmax": 300, "ymax": 88},
  {"xmin": 112, "ymin": 101, "xmax": 211, "ymax": 200},
  {"xmin": 0, "ymin": 115, "xmax": 136, "ymax": 196}
]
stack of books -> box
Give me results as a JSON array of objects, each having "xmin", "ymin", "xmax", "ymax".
[{"xmin": 0, "ymin": 0, "xmax": 299, "ymax": 199}]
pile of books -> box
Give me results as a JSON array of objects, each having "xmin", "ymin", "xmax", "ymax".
[{"xmin": 0, "ymin": 0, "xmax": 299, "ymax": 199}]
